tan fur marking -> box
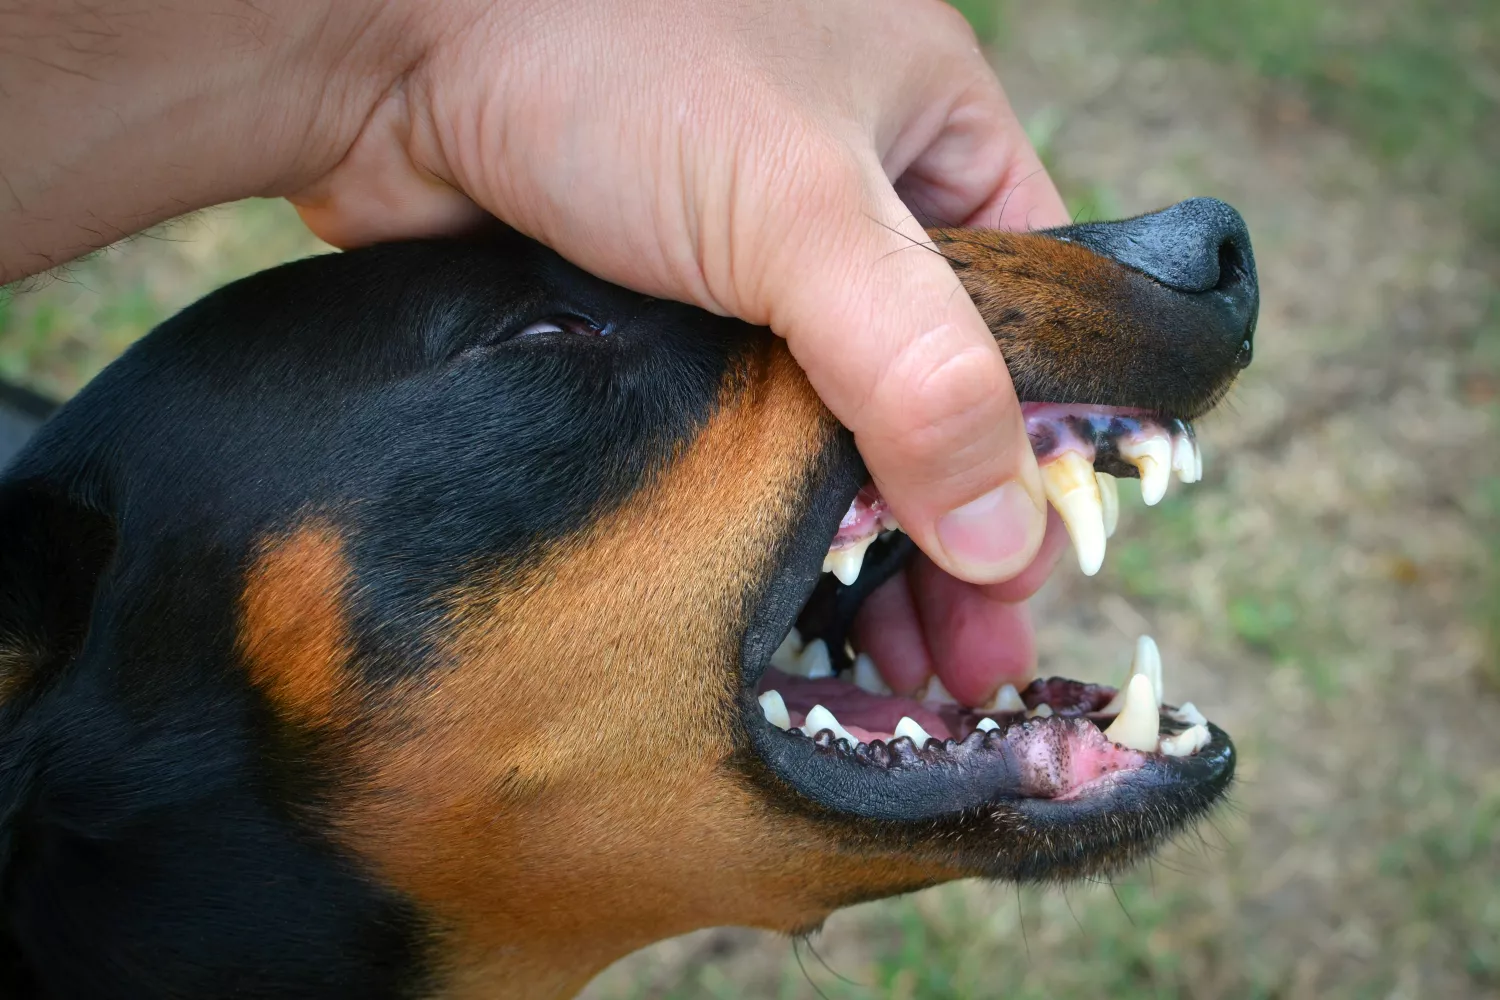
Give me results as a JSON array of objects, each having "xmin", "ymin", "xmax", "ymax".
[
  {"xmin": 329, "ymin": 342, "xmax": 956, "ymax": 997},
  {"xmin": 238, "ymin": 524, "xmax": 352, "ymax": 727}
]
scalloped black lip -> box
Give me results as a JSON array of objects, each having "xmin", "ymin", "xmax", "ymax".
[{"xmin": 733, "ymin": 429, "xmax": 1236, "ymax": 828}]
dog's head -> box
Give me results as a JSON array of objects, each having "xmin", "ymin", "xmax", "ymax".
[{"xmin": 0, "ymin": 199, "xmax": 1255, "ymax": 998}]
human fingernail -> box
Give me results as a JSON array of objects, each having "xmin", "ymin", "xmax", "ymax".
[{"xmin": 935, "ymin": 480, "xmax": 1047, "ymax": 582}]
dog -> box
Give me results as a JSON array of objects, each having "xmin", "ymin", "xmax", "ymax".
[{"xmin": 0, "ymin": 197, "xmax": 1256, "ymax": 998}]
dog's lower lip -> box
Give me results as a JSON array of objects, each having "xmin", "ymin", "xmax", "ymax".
[{"xmin": 755, "ymin": 630, "xmax": 1216, "ymax": 797}]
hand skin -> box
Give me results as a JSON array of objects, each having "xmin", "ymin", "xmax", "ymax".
[{"xmin": 0, "ymin": 0, "xmax": 1070, "ymax": 689}]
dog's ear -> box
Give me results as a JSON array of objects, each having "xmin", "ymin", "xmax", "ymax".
[{"xmin": 0, "ymin": 480, "xmax": 117, "ymax": 707}]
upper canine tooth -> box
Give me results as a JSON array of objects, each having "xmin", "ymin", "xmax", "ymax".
[
  {"xmin": 1194, "ymin": 440, "xmax": 1204, "ymax": 481},
  {"xmin": 802, "ymin": 704, "xmax": 856, "ymax": 744},
  {"xmin": 825, "ymin": 534, "xmax": 876, "ymax": 586},
  {"xmin": 1040, "ymin": 451, "xmax": 1107, "ymax": 576},
  {"xmin": 1172, "ymin": 435, "xmax": 1198, "ymax": 483},
  {"xmin": 758, "ymin": 690, "xmax": 791, "ymax": 730},
  {"xmin": 794, "ymin": 638, "xmax": 834, "ymax": 679},
  {"xmin": 1027, "ymin": 703, "xmax": 1054, "ymax": 718},
  {"xmin": 1103, "ymin": 672, "xmax": 1161, "ymax": 751},
  {"xmin": 981, "ymin": 683, "xmax": 1026, "ymax": 713},
  {"xmin": 852, "ymin": 653, "xmax": 892, "ymax": 695},
  {"xmin": 924, "ymin": 676, "xmax": 959, "ymax": 705},
  {"xmin": 769, "ymin": 627, "xmax": 805, "ymax": 672},
  {"xmin": 1159, "ymin": 723, "xmax": 1210, "ymax": 757},
  {"xmin": 893, "ymin": 716, "xmax": 933, "ymax": 746},
  {"xmin": 1096, "ymin": 472, "xmax": 1120, "ymax": 539},
  {"xmin": 1121, "ymin": 436, "xmax": 1172, "ymax": 505}
]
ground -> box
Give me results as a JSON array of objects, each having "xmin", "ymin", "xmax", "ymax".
[{"xmin": 3, "ymin": 2, "xmax": 1496, "ymax": 997}]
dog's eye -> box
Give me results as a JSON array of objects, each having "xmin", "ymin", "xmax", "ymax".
[{"xmin": 514, "ymin": 315, "xmax": 606, "ymax": 339}]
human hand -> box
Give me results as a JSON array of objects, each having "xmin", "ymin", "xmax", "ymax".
[
  {"xmin": 292, "ymin": 0, "xmax": 1070, "ymax": 592},
  {"xmin": 0, "ymin": 0, "xmax": 1072, "ymax": 694}
]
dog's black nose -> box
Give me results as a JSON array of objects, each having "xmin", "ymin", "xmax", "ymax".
[{"xmin": 1049, "ymin": 197, "xmax": 1258, "ymax": 367}]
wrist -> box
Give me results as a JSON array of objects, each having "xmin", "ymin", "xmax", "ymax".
[{"xmin": 0, "ymin": 0, "xmax": 425, "ymax": 283}]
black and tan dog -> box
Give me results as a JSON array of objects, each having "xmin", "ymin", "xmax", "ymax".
[{"xmin": 0, "ymin": 198, "xmax": 1256, "ymax": 998}]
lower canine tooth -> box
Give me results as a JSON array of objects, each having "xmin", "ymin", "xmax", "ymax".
[
  {"xmin": 893, "ymin": 716, "xmax": 933, "ymax": 746},
  {"xmin": 852, "ymin": 653, "xmax": 891, "ymax": 695},
  {"xmin": 1121, "ymin": 436, "xmax": 1172, "ymax": 505},
  {"xmin": 1159, "ymin": 723, "xmax": 1210, "ymax": 757},
  {"xmin": 1040, "ymin": 451, "xmax": 1107, "ymax": 576},
  {"xmin": 802, "ymin": 704, "xmax": 856, "ymax": 744},
  {"xmin": 1102, "ymin": 634, "xmax": 1165, "ymax": 714},
  {"xmin": 758, "ymin": 690, "xmax": 791, "ymax": 730},
  {"xmin": 1103, "ymin": 673, "xmax": 1160, "ymax": 751},
  {"xmin": 975, "ymin": 717, "xmax": 1000, "ymax": 732}
]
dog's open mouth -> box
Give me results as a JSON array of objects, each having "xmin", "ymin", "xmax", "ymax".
[{"xmin": 742, "ymin": 403, "xmax": 1234, "ymax": 838}]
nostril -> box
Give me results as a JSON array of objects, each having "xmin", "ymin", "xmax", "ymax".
[
  {"xmin": 1043, "ymin": 197, "xmax": 1257, "ymax": 299},
  {"xmin": 1215, "ymin": 236, "xmax": 1248, "ymax": 293}
]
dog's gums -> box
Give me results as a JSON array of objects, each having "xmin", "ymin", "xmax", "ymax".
[{"xmin": 0, "ymin": 200, "xmax": 1256, "ymax": 997}]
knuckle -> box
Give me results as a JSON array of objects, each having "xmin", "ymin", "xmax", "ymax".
[{"xmin": 880, "ymin": 337, "xmax": 1011, "ymax": 463}]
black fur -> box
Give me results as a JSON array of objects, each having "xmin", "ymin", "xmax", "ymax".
[{"xmin": 0, "ymin": 229, "xmax": 777, "ymax": 998}]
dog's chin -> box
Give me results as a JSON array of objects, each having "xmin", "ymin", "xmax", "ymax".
[{"xmin": 737, "ymin": 401, "xmax": 1234, "ymax": 882}]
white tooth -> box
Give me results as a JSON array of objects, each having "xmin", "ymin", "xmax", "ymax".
[
  {"xmin": 1103, "ymin": 673, "xmax": 1161, "ymax": 751},
  {"xmin": 826, "ymin": 534, "xmax": 876, "ymax": 586},
  {"xmin": 893, "ymin": 716, "xmax": 933, "ymax": 746},
  {"xmin": 769, "ymin": 628, "xmax": 804, "ymax": 673},
  {"xmin": 881, "ymin": 511, "xmax": 902, "ymax": 533},
  {"xmin": 1172, "ymin": 434, "xmax": 1198, "ymax": 483},
  {"xmin": 1194, "ymin": 440, "xmax": 1204, "ymax": 481},
  {"xmin": 1027, "ymin": 703, "xmax": 1054, "ymax": 718},
  {"xmin": 796, "ymin": 638, "xmax": 834, "ymax": 679},
  {"xmin": 758, "ymin": 690, "xmax": 791, "ymax": 730},
  {"xmin": 1040, "ymin": 452, "xmax": 1107, "ymax": 576},
  {"xmin": 802, "ymin": 704, "xmax": 856, "ymax": 744},
  {"xmin": 924, "ymin": 675, "xmax": 959, "ymax": 706},
  {"xmin": 1173, "ymin": 701, "xmax": 1207, "ymax": 727},
  {"xmin": 982, "ymin": 683, "xmax": 1026, "ymax": 714},
  {"xmin": 975, "ymin": 717, "xmax": 1000, "ymax": 732},
  {"xmin": 1101, "ymin": 634, "xmax": 1165, "ymax": 714},
  {"xmin": 1159, "ymin": 723, "xmax": 1210, "ymax": 757},
  {"xmin": 1096, "ymin": 471, "xmax": 1120, "ymax": 539},
  {"xmin": 1134, "ymin": 634, "xmax": 1164, "ymax": 704},
  {"xmin": 852, "ymin": 653, "xmax": 891, "ymax": 695},
  {"xmin": 1121, "ymin": 436, "xmax": 1172, "ymax": 505}
]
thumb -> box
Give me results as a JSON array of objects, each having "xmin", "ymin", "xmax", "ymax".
[{"xmin": 766, "ymin": 157, "xmax": 1047, "ymax": 584}]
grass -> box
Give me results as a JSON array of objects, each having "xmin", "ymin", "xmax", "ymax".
[{"xmin": 0, "ymin": 199, "xmax": 328, "ymax": 400}]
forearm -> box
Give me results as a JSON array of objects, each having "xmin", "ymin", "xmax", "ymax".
[{"xmin": 0, "ymin": 0, "xmax": 418, "ymax": 283}]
